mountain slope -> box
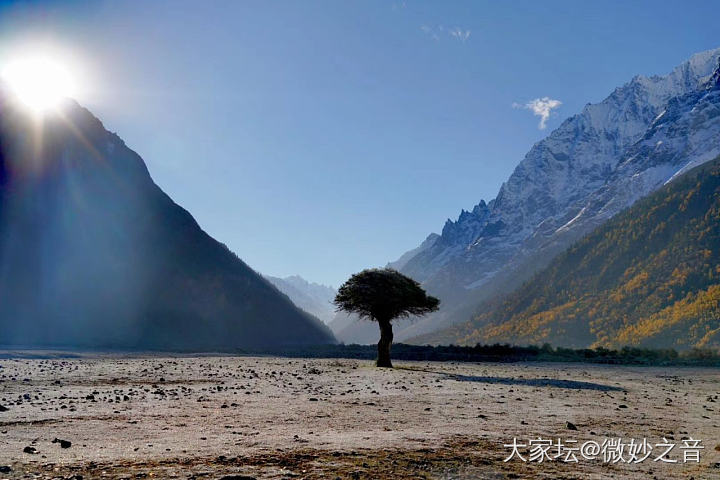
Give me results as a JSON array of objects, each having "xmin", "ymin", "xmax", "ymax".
[
  {"xmin": 0, "ymin": 92, "xmax": 335, "ymax": 349},
  {"xmin": 417, "ymin": 156, "xmax": 720, "ymax": 349},
  {"xmin": 370, "ymin": 48, "xmax": 720, "ymax": 344},
  {"xmin": 387, "ymin": 233, "xmax": 439, "ymax": 271},
  {"xmin": 265, "ymin": 275, "xmax": 336, "ymax": 324}
]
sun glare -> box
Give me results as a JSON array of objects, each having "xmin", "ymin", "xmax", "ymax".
[{"xmin": 1, "ymin": 57, "xmax": 76, "ymax": 113}]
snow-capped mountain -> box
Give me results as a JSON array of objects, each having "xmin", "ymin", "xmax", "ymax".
[
  {"xmin": 367, "ymin": 47, "xmax": 720, "ymax": 344},
  {"xmin": 265, "ymin": 275, "xmax": 337, "ymax": 324}
]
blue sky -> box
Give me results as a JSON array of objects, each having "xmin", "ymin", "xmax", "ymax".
[{"xmin": 0, "ymin": 0, "xmax": 718, "ymax": 287}]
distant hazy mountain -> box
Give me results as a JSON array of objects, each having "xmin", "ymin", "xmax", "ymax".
[
  {"xmin": 328, "ymin": 310, "xmax": 414, "ymax": 345},
  {"xmin": 0, "ymin": 91, "xmax": 335, "ymax": 349},
  {"xmin": 386, "ymin": 233, "xmax": 439, "ymax": 271},
  {"xmin": 265, "ymin": 275, "xmax": 336, "ymax": 324},
  {"xmin": 338, "ymin": 47, "xmax": 720, "ymax": 345},
  {"xmin": 417, "ymin": 155, "xmax": 720, "ymax": 349}
]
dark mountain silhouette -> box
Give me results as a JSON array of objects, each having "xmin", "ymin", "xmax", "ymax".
[
  {"xmin": 0, "ymin": 91, "xmax": 335, "ymax": 350},
  {"xmin": 415, "ymin": 156, "xmax": 720, "ymax": 349}
]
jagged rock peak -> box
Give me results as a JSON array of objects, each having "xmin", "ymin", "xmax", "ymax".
[{"xmin": 705, "ymin": 56, "xmax": 720, "ymax": 89}]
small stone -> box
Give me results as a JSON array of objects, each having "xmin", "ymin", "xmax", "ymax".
[
  {"xmin": 0, "ymin": 465, "xmax": 11, "ymax": 473},
  {"xmin": 53, "ymin": 438, "xmax": 72, "ymax": 448},
  {"xmin": 0, "ymin": 405, "xmax": 8, "ymax": 412},
  {"xmin": 23, "ymin": 446, "xmax": 38, "ymax": 454},
  {"xmin": 566, "ymin": 421, "xmax": 578, "ymax": 431}
]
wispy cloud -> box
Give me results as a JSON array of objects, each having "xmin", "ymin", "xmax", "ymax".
[
  {"xmin": 513, "ymin": 97, "xmax": 562, "ymax": 129},
  {"xmin": 421, "ymin": 24, "xmax": 471, "ymax": 42},
  {"xmin": 449, "ymin": 27, "xmax": 471, "ymax": 42},
  {"xmin": 420, "ymin": 24, "xmax": 443, "ymax": 41}
]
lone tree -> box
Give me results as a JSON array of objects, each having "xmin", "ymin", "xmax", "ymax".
[{"xmin": 334, "ymin": 268, "xmax": 439, "ymax": 368}]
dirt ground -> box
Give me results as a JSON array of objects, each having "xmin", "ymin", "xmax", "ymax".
[{"xmin": 0, "ymin": 353, "xmax": 718, "ymax": 479}]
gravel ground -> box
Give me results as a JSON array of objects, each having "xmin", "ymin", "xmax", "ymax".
[{"xmin": 0, "ymin": 353, "xmax": 718, "ymax": 479}]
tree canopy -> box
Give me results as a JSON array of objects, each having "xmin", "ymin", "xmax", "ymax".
[{"xmin": 334, "ymin": 268, "xmax": 439, "ymax": 322}]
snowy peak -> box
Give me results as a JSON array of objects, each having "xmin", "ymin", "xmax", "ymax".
[
  {"xmin": 705, "ymin": 57, "xmax": 720, "ymax": 89},
  {"xmin": 441, "ymin": 200, "xmax": 490, "ymax": 243},
  {"xmin": 377, "ymin": 46, "xmax": 720, "ymax": 345}
]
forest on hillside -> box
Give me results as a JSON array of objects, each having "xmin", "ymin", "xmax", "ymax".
[{"xmin": 433, "ymin": 156, "xmax": 720, "ymax": 349}]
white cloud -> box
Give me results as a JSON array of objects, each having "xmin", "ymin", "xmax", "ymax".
[
  {"xmin": 421, "ymin": 25, "xmax": 470, "ymax": 42},
  {"xmin": 513, "ymin": 97, "xmax": 562, "ymax": 129},
  {"xmin": 449, "ymin": 27, "xmax": 471, "ymax": 42}
]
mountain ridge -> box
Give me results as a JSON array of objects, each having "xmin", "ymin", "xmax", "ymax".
[
  {"xmin": 0, "ymin": 93, "xmax": 335, "ymax": 349},
  {"xmin": 366, "ymin": 47, "xmax": 720, "ymax": 344},
  {"xmin": 415, "ymin": 155, "xmax": 720, "ymax": 348}
]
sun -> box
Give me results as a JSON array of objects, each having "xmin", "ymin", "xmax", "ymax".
[{"xmin": 1, "ymin": 57, "xmax": 76, "ymax": 113}]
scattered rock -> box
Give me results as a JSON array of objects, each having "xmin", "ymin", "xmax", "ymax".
[
  {"xmin": 53, "ymin": 438, "xmax": 72, "ymax": 448},
  {"xmin": 566, "ymin": 421, "xmax": 578, "ymax": 431},
  {"xmin": 0, "ymin": 405, "xmax": 8, "ymax": 412},
  {"xmin": 0, "ymin": 465, "xmax": 11, "ymax": 473},
  {"xmin": 218, "ymin": 476, "xmax": 256, "ymax": 480},
  {"xmin": 23, "ymin": 446, "xmax": 38, "ymax": 454}
]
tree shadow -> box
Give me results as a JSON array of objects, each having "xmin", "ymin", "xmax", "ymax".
[
  {"xmin": 450, "ymin": 374, "xmax": 622, "ymax": 391},
  {"xmin": 397, "ymin": 367, "xmax": 622, "ymax": 391}
]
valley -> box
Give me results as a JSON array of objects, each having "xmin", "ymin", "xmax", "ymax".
[{"xmin": 1, "ymin": 354, "xmax": 718, "ymax": 479}]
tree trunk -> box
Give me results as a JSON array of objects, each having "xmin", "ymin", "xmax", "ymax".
[{"xmin": 376, "ymin": 319, "xmax": 393, "ymax": 368}]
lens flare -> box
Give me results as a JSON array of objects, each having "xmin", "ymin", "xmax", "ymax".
[{"xmin": 1, "ymin": 57, "xmax": 76, "ymax": 112}]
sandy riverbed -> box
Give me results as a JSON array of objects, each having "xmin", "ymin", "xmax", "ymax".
[{"xmin": 0, "ymin": 354, "xmax": 718, "ymax": 479}]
